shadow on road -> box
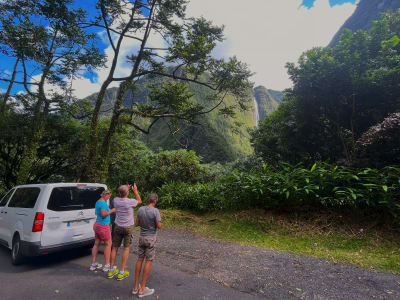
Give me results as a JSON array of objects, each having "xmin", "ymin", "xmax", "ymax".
[{"xmin": 0, "ymin": 245, "xmax": 97, "ymax": 274}]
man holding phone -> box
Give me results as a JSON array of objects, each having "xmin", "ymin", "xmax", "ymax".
[{"xmin": 107, "ymin": 184, "xmax": 142, "ymax": 281}]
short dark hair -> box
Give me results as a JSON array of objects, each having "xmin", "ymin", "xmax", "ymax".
[{"xmin": 147, "ymin": 193, "xmax": 158, "ymax": 204}]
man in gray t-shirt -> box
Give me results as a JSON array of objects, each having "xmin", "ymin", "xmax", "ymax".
[
  {"xmin": 137, "ymin": 205, "xmax": 161, "ymax": 236},
  {"xmin": 132, "ymin": 194, "xmax": 162, "ymax": 297}
]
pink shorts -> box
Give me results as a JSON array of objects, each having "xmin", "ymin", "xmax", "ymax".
[{"xmin": 93, "ymin": 222, "xmax": 111, "ymax": 241}]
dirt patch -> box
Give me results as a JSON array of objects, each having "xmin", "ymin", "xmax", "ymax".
[{"xmin": 132, "ymin": 228, "xmax": 400, "ymax": 300}]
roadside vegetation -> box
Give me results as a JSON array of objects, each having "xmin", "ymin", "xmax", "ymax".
[{"xmin": 160, "ymin": 209, "xmax": 400, "ymax": 274}]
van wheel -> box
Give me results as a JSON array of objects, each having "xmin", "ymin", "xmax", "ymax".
[{"xmin": 11, "ymin": 235, "xmax": 25, "ymax": 265}]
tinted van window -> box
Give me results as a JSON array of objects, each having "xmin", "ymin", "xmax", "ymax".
[
  {"xmin": 8, "ymin": 188, "xmax": 41, "ymax": 208},
  {"xmin": 47, "ymin": 186, "xmax": 105, "ymax": 211}
]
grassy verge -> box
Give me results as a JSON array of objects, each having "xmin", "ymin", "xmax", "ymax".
[{"xmin": 159, "ymin": 208, "xmax": 400, "ymax": 274}]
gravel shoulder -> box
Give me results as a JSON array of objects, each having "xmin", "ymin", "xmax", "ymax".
[{"xmin": 133, "ymin": 228, "xmax": 400, "ymax": 300}]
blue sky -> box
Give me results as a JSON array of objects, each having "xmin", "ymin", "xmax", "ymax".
[
  {"xmin": 0, "ymin": 0, "xmax": 358, "ymax": 97},
  {"xmin": 302, "ymin": 0, "xmax": 357, "ymax": 8}
]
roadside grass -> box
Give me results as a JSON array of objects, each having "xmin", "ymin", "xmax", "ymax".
[{"xmin": 159, "ymin": 208, "xmax": 400, "ymax": 274}]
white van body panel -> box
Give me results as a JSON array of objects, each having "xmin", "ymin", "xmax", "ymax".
[{"xmin": 40, "ymin": 183, "xmax": 106, "ymax": 247}]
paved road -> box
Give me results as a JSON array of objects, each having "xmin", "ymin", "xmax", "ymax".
[
  {"xmin": 1, "ymin": 228, "xmax": 400, "ymax": 300},
  {"xmin": 0, "ymin": 245, "xmax": 261, "ymax": 300}
]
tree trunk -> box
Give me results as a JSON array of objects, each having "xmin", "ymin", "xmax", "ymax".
[
  {"xmin": 1, "ymin": 58, "xmax": 19, "ymax": 112},
  {"xmin": 80, "ymin": 79, "xmax": 112, "ymax": 182},
  {"xmin": 15, "ymin": 96, "xmax": 45, "ymax": 185},
  {"xmin": 96, "ymin": 80, "xmax": 132, "ymax": 182},
  {"xmin": 16, "ymin": 71, "xmax": 48, "ymax": 185}
]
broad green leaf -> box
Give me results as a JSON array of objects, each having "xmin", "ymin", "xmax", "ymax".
[{"xmin": 311, "ymin": 163, "xmax": 317, "ymax": 172}]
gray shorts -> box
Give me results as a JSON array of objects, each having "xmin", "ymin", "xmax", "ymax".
[{"xmin": 138, "ymin": 236, "xmax": 157, "ymax": 261}]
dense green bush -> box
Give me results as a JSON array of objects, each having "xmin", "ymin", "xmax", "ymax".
[
  {"xmin": 157, "ymin": 162, "xmax": 400, "ymax": 220},
  {"xmin": 108, "ymin": 145, "xmax": 205, "ymax": 192},
  {"xmin": 147, "ymin": 149, "xmax": 204, "ymax": 189}
]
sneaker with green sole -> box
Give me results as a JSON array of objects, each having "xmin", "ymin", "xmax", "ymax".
[
  {"xmin": 117, "ymin": 270, "xmax": 130, "ymax": 281},
  {"xmin": 107, "ymin": 267, "xmax": 119, "ymax": 279}
]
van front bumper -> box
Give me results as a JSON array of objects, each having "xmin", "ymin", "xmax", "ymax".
[{"xmin": 20, "ymin": 238, "xmax": 95, "ymax": 256}]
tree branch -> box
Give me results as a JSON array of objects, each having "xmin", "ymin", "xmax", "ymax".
[
  {"xmin": 100, "ymin": 1, "xmax": 116, "ymax": 52},
  {"xmin": 21, "ymin": 56, "xmax": 38, "ymax": 98}
]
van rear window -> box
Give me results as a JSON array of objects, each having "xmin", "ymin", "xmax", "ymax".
[{"xmin": 47, "ymin": 186, "xmax": 105, "ymax": 211}]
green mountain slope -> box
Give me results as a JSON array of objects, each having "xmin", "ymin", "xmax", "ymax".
[
  {"xmin": 268, "ymin": 89, "xmax": 284, "ymax": 103},
  {"xmin": 330, "ymin": 0, "xmax": 400, "ymax": 46},
  {"xmin": 87, "ymin": 78, "xmax": 260, "ymax": 163},
  {"xmin": 253, "ymin": 86, "xmax": 280, "ymax": 122}
]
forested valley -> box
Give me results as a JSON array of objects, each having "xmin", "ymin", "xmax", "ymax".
[{"xmin": 0, "ymin": 0, "xmax": 400, "ymax": 272}]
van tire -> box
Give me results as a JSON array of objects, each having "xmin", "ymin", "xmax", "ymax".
[{"xmin": 11, "ymin": 234, "xmax": 25, "ymax": 265}]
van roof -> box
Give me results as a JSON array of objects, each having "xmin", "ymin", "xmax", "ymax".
[{"xmin": 13, "ymin": 183, "xmax": 107, "ymax": 188}]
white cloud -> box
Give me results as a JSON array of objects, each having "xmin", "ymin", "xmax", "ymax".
[
  {"xmin": 72, "ymin": 0, "xmax": 356, "ymax": 97},
  {"xmin": 185, "ymin": 0, "xmax": 356, "ymax": 90}
]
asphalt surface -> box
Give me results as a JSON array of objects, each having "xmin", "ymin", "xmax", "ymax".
[
  {"xmin": 1, "ymin": 228, "xmax": 400, "ymax": 300},
  {"xmin": 0, "ymin": 242, "xmax": 261, "ymax": 300},
  {"xmin": 152, "ymin": 229, "xmax": 400, "ymax": 300}
]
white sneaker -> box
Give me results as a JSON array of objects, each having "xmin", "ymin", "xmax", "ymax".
[
  {"xmin": 139, "ymin": 287, "xmax": 155, "ymax": 298},
  {"xmin": 89, "ymin": 263, "xmax": 103, "ymax": 271},
  {"xmin": 132, "ymin": 284, "xmax": 141, "ymax": 295},
  {"xmin": 102, "ymin": 264, "xmax": 111, "ymax": 272}
]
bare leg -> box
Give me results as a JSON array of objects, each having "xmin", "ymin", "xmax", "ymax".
[
  {"xmin": 104, "ymin": 240, "xmax": 112, "ymax": 265},
  {"xmin": 139, "ymin": 260, "xmax": 153, "ymax": 294},
  {"xmin": 134, "ymin": 258, "xmax": 144, "ymax": 291},
  {"xmin": 110, "ymin": 247, "xmax": 118, "ymax": 268},
  {"xmin": 120, "ymin": 246, "xmax": 130, "ymax": 271},
  {"xmin": 91, "ymin": 239, "xmax": 100, "ymax": 264}
]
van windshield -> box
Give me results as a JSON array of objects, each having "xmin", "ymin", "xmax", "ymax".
[{"xmin": 47, "ymin": 186, "xmax": 105, "ymax": 211}]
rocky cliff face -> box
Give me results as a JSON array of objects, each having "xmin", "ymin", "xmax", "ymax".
[
  {"xmin": 253, "ymin": 86, "xmax": 280, "ymax": 123},
  {"xmin": 330, "ymin": 0, "xmax": 400, "ymax": 46}
]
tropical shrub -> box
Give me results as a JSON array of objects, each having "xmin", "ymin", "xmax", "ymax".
[{"xmin": 157, "ymin": 162, "xmax": 400, "ymax": 221}]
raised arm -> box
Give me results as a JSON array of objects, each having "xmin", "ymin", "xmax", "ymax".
[{"xmin": 132, "ymin": 184, "xmax": 142, "ymax": 205}]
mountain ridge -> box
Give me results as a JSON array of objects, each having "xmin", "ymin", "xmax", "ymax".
[{"xmin": 330, "ymin": 0, "xmax": 400, "ymax": 46}]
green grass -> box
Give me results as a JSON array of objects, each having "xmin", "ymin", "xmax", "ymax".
[{"xmin": 160, "ymin": 209, "xmax": 400, "ymax": 274}]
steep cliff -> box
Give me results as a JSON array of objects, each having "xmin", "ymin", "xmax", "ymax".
[{"xmin": 330, "ymin": 0, "xmax": 400, "ymax": 46}]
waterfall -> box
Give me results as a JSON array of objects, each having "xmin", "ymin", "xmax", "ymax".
[{"xmin": 253, "ymin": 97, "xmax": 260, "ymax": 127}]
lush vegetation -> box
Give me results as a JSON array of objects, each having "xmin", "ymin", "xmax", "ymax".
[
  {"xmin": 0, "ymin": 0, "xmax": 253, "ymax": 184},
  {"xmin": 157, "ymin": 163, "xmax": 400, "ymax": 222},
  {"xmin": 252, "ymin": 10, "xmax": 400, "ymax": 168},
  {"xmin": 155, "ymin": 11, "xmax": 400, "ymax": 224}
]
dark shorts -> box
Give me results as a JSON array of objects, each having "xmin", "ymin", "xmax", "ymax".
[
  {"xmin": 138, "ymin": 236, "xmax": 157, "ymax": 261},
  {"xmin": 112, "ymin": 225, "xmax": 134, "ymax": 248},
  {"xmin": 93, "ymin": 222, "xmax": 111, "ymax": 241}
]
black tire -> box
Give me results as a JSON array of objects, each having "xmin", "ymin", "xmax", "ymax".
[{"xmin": 11, "ymin": 234, "xmax": 25, "ymax": 265}]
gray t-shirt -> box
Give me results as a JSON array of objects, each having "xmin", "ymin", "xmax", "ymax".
[{"xmin": 137, "ymin": 206, "xmax": 161, "ymax": 236}]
